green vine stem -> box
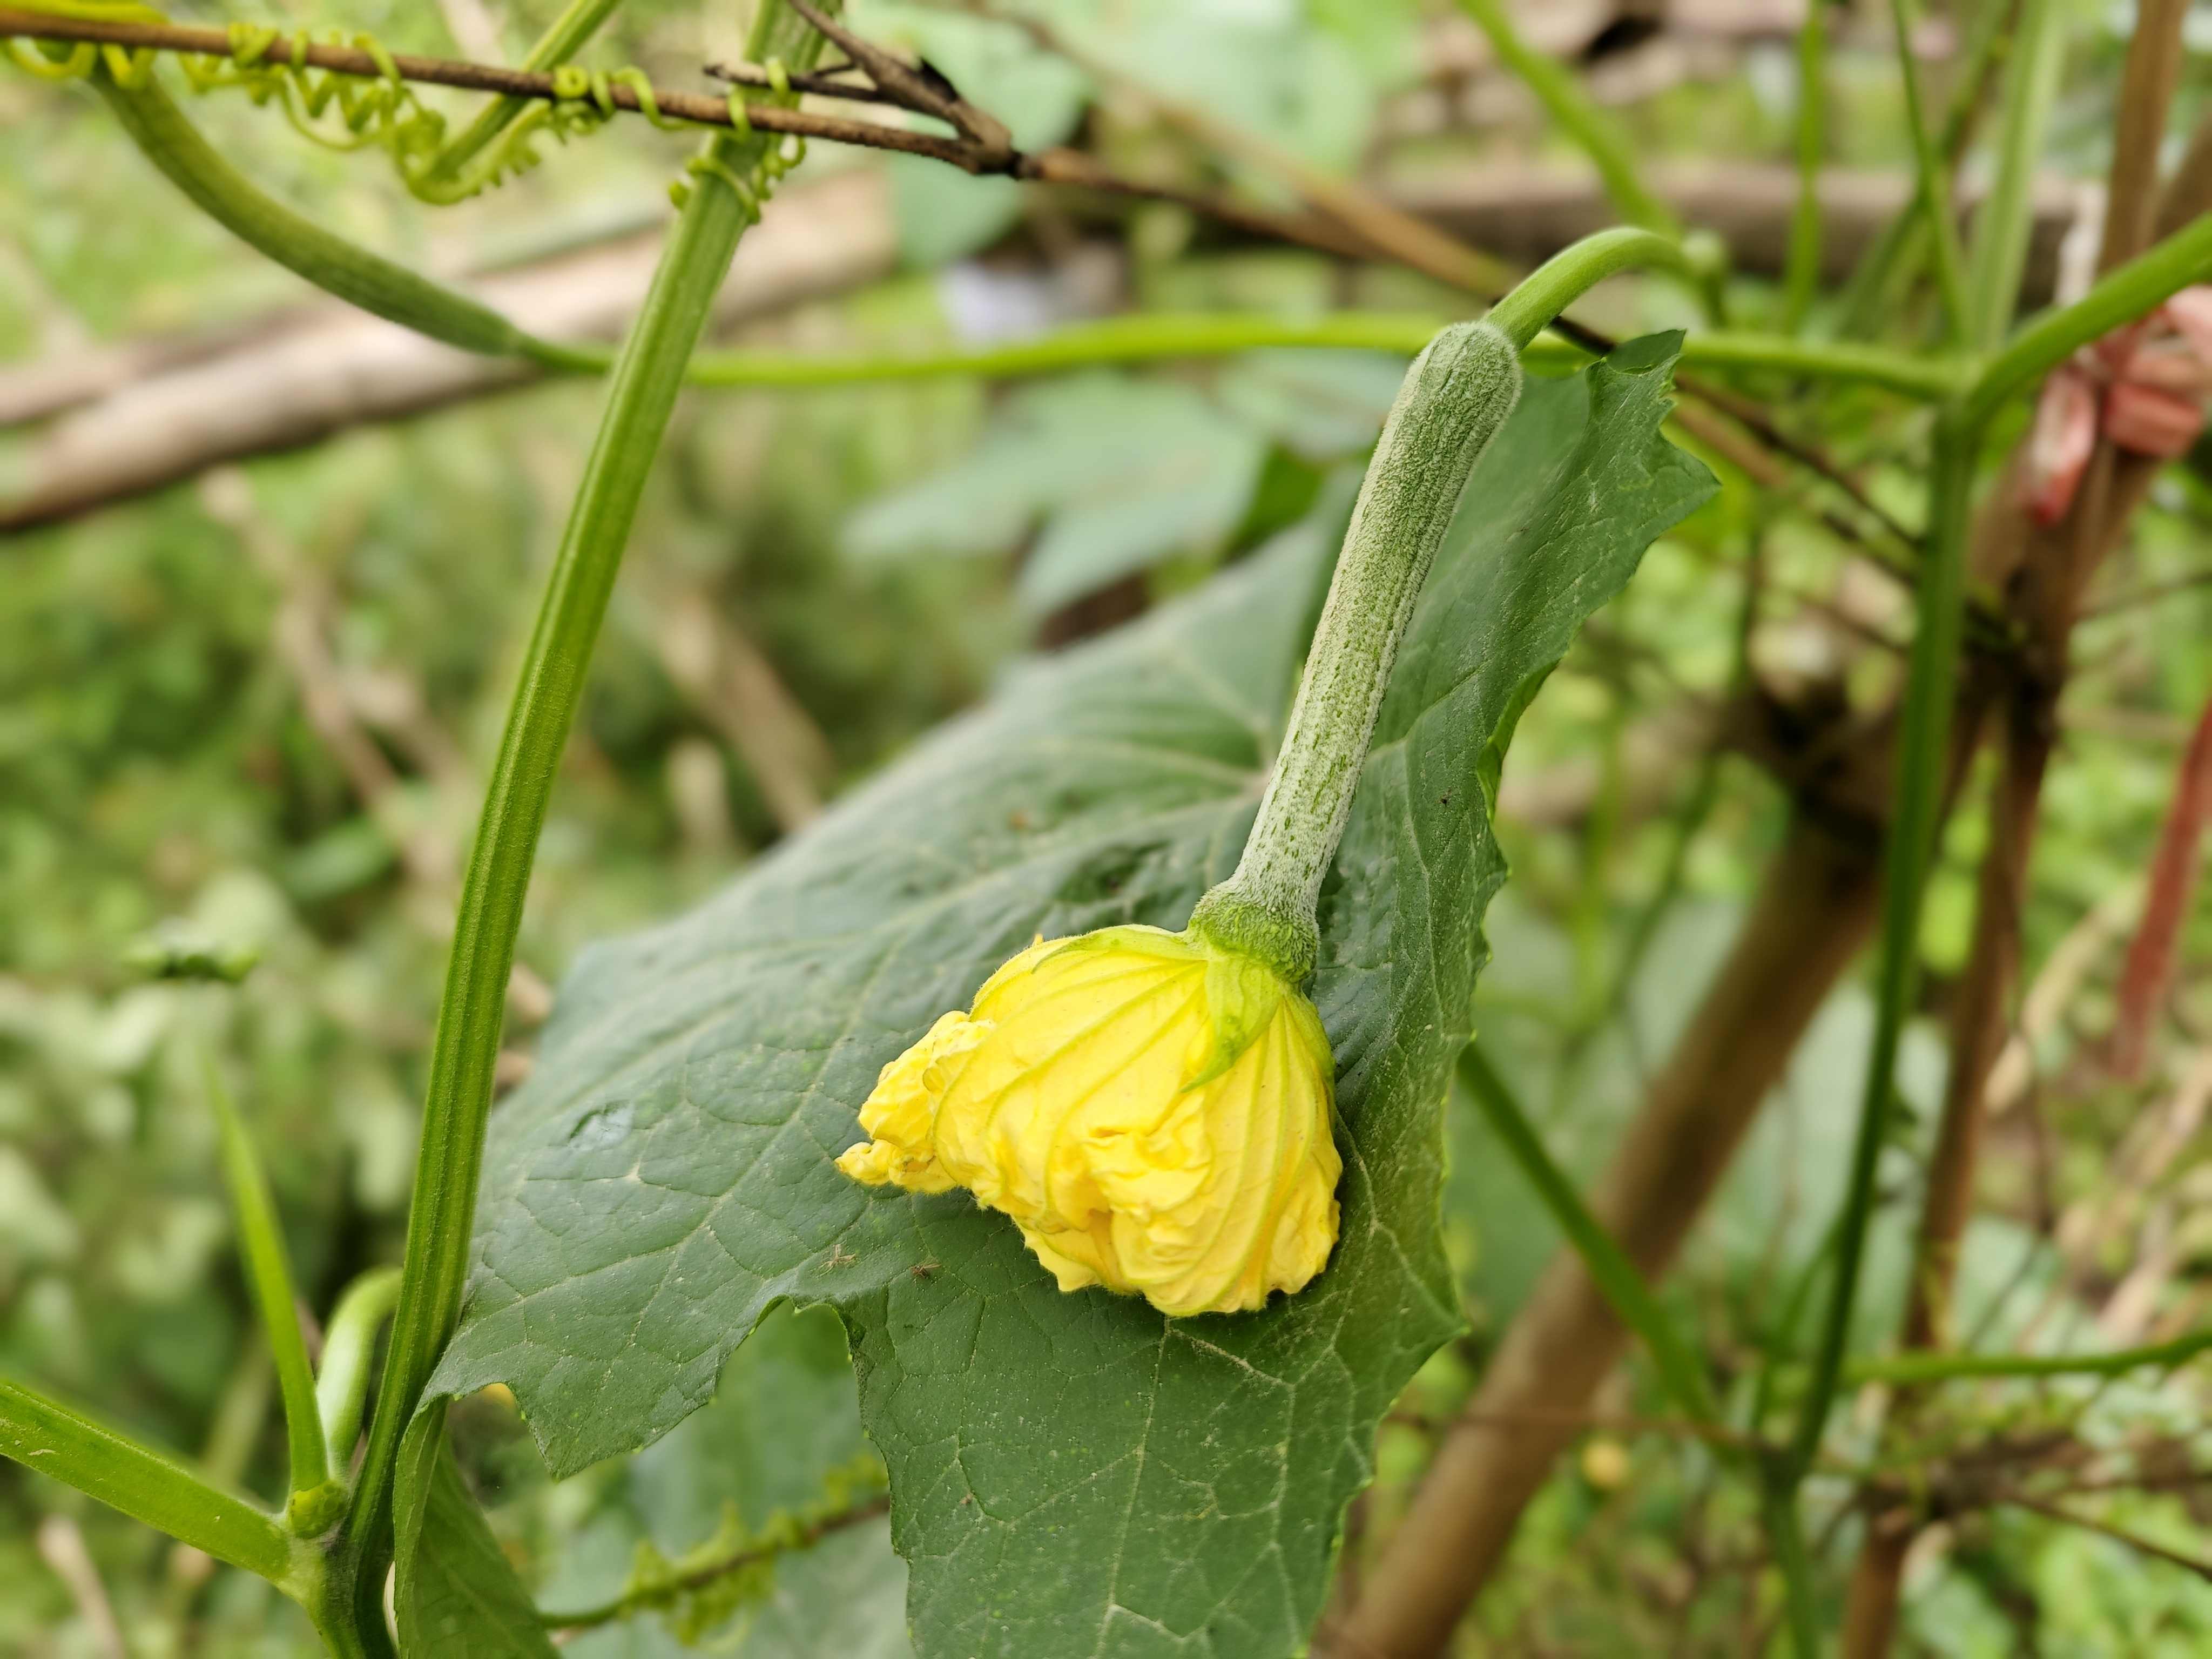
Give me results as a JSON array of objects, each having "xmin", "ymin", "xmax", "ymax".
[
  {"xmin": 203, "ymin": 1048, "xmax": 330, "ymax": 1514},
  {"xmin": 1455, "ymin": 0, "xmax": 1676, "ymax": 237},
  {"xmin": 1886, "ymin": 0, "xmax": 1969, "ymax": 339},
  {"xmin": 1836, "ymin": 0, "xmax": 2009, "ymax": 340},
  {"xmin": 314, "ymin": 1266, "xmax": 402, "ymax": 1469},
  {"xmin": 423, "ymin": 0, "xmax": 625, "ymax": 188},
  {"xmin": 93, "ymin": 69, "xmax": 599, "ymax": 370},
  {"xmin": 1786, "ymin": 422, "xmax": 1973, "ymax": 1479},
  {"xmin": 685, "ymin": 316, "xmax": 1970, "ymax": 400},
  {"xmin": 333, "ymin": 2, "xmax": 834, "ymax": 1638},
  {"xmin": 1189, "ymin": 318, "xmax": 1522, "ymax": 981},
  {"xmin": 1759, "ymin": 1475, "xmax": 1822, "ymax": 1659},
  {"xmin": 1964, "ymin": 208, "xmax": 2212, "ymax": 428},
  {"xmin": 1782, "ymin": 0, "xmax": 1825, "ymax": 331},
  {"xmin": 1483, "ymin": 227, "xmax": 1696, "ymax": 352},
  {"xmin": 1188, "ymin": 230, "xmax": 1702, "ymax": 980},
  {"xmin": 1784, "ymin": 200, "xmax": 2212, "ymax": 1488},
  {"xmin": 1849, "ymin": 1325, "xmax": 2212, "ymax": 1386},
  {"xmin": 0, "ymin": 1374, "xmax": 305, "ymax": 1586},
  {"xmin": 1458, "ymin": 1045, "xmax": 1718, "ymax": 1426},
  {"xmin": 1962, "ymin": 0, "xmax": 2063, "ymax": 351}
]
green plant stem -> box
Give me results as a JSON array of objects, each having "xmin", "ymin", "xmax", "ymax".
[
  {"xmin": 1965, "ymin": 209, "xmax": 2212, "ymax": 428},
  {"xmin": 1191, "ymin": 319, "xmax": 1522, "ymax": 981},
  {"xmin": 1787, "ymin": 420, "xmax": 1972, "ymax": 1481},
  {"xmin": 1886, "ymin": 0, "xmax": 1970, "ymax": 340},
  {"xmin": 1485, "ymin": 228, "xmax": 1696, "ymax": 351},
  {"xmin": 92, "ymin": 68, "xmax": 598, "ymax": 371},
  {"xmin": 1751, "ymin": 1203, "xmax": 1850, "ymax": 1431},
  {"xmin": 539, "ymin": 1493, "xmax": 891, "ymax": 1630},
  {"xmin": 203, "ymin": 1049, "xmax": 327, "ymax": 1503},
  {"xmin": 1455, "ymin": 0, "xmax": 1676, "ymax": 235},
  {"xmin": 1837, "ymin": 0, "xmax": 2011, "ymax": 340},
  {"xmin": 1782, "ymin": 1, "xmax": 1825, "ymax": 331},
  {"xmin": 687, "ymin": 317, "xmax": 1970, "ymax": 400},
  {"xmin": 1963, "ymin": 0, "xmax": 2063, "ymax": 351},
  {"xmin": 1761, "ymin": 1474, "xmax": 1822, "ymax": 1658},
  {"xmin": 1459, "ymin": 1043, "xmax": 1721, "ymax": 1427},
  {"xmin": 1772, "ymin": 204, "xmax": 2212, "ymax": 1495},
  {"xmin": 315, "ymin": 1266, "xmax": 402, "ymax": 1470},
  {"xmin": 426, "ymin": 0, "xmax": 626, "ymax": 186},
  {"xmin": 0, "ymin": 1375, "xmax": 302, "ymax": 1586},
  {"xmin": 337, "ymin": 2, "xmax": 832, "ymax": 1637},
  {"xmin": 1850, "ymin": 1326, "xmax": 2212, "ymax": 1386}
]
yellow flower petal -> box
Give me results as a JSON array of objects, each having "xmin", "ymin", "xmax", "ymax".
[{"xmin": 837, "ymin": 924, "xmax": 1341, "ymax": 1317}]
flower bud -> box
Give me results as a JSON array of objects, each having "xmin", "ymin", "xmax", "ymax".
[{"xmin": 837, "ymin": 926, "xmax": 1341, "ymax": 1317}]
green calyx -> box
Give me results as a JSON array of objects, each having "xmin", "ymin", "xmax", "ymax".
[{"xmin": 1188, "ymin": 886, "xmax": 1319, "ymax": 990}]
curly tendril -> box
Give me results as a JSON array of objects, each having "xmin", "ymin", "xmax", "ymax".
[{"xmin": 3, "ymin": 2, "xmax": 806, "ymax": 211}]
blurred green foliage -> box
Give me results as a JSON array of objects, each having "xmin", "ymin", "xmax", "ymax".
[{"xmin": 9, "ymin": 0, "xmax": 2212, "ymax": 1651}]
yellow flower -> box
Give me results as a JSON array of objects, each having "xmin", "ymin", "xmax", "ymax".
[{"xmin": 836, "ymin": 926, "xmax": 1341, "ymax": 1317}]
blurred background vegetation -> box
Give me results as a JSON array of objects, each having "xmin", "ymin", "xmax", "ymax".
[{"xmin": 7, "ymin": 0, "xmax": 2212, "ymax": 1653}]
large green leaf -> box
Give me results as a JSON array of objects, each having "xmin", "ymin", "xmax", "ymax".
[
  {"xmin": 432, "ymin": 335, "xmax": 1713, "ymax": 1655},
  {"xmin": 393, "ymin": 1419, "xmax": 559, "ymax": 1658}
]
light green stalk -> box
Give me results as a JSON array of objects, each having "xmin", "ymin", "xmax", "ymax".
[
  {"xmin": 1963, "ymin": 0, "xmax": 2065, "ymax": 350},
  {"xmin": 686, "ymin": 316, "xmax": 1969, "ymax": 400},
  {"xmin": 93, "ymin": 70, "xmax": 599, "ymax": 370},
  {"xmin": 1456, "ymin": 0, "xmax": 1677, "ymax": 235},
  {"xmin": 1459, "ymin": 1045, "xmax": 1718, "ymax": 1425},
  {"xmin": 0, "ymin": 1374, "xmax": 303, "ymax": 1584},
  {"xmin": 424, "ymin": 0, "xmax": 628, "ymax": 187},
  {"xmin": 1782, "ymin": 1, "xmax": 1825, "ymax": 331},
  {"xmin": 203, "ymin": 1051, "xmax": 333, "ymax": 1521},
  {"xmin": 1191, "ymin": 231, "xmax": 1694, "ymax": 982},
  {"xmin": 1189, "ymin": 318, "xmax": 1522, "ymax": 981},
  {"xmin": 315, "ymin": 1266, "xmax": 402, "ymax": 1471},
  {"xmin": 1887, "ymin": 0, "xmax": 1970, "ymax": 339},
  {"xmin": 332, "ymin": 4, "xmax": 835, "ymax": 1645}
]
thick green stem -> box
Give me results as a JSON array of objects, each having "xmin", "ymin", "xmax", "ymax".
[
  {"xmin": 1887, "ymin": 0, "xmax": 1970, "ymax": 340},
  {"xmin": 1850, "ymin": 1326, "xmax": 2212, "ymax": 1386},
  {"xmin": 0, "ymin": 1374, "xmax": 304, "ymax": 1587},
  {"xmin": 687, "ymin": 318, "xmax": 1969, "ymax": 400},
  {"xmin": 1762, "ymin": 1473, "xmax": 1823, "ymax": 1658},
  {"xmin": 1485, "ymin": 228, "xmax": 1696, "ymax": 352},
  {"xmin": 1782, "ymin": 2, "xmax": 1825, "ymax": 331},
  {"xmin": 1837, "ymin": 0, "xmax": 2010, "ymax": 340},
  {"xmin": 1963, "ymin": 0, "xmax": 2063, "ymax": 351},
  {"xmin": 337, "ymin": 0, "xmax": 834, "ymax": 1633},
  {"xmin": 93, "ymin": 69, "xmax": 598, "ymax": 370},
  {"xmin": 1191, "ymin": 232, "xmax": 1695, "ymax": 979},
  {"xmin": 424, "ymin": 0, "xmax": 626, "ymax": 186},
  {"xmin": 1459, "ymin": 1043, "xmax": 1720, "ymax": 1427},
  {"xmin": 1769, "ymin": 203, "xmax": 2212, "ymax": 1503},
  {"xmin": 1788, "ymin": 420, "xmax": 1973, "ymax": 1479},
  {"xmin": 315, "ymin": 1266, "xmax": 402, "ymax": 1470},
  {"xmin": 1189, "ymin": 320, "xmax": 1522, "ymax": 981},
  {"xmin": 1456, "ymin": 0, "xmax": 1676, "ymax": 236},
  {"xmin": 1966, "ymin": 210, "xmax": 2212, "ymax": 428},
  {"xmin": 203, "ymin": 1050, "xmax": 329, "ymax": 1509}
]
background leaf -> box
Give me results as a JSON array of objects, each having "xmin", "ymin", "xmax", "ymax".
[
  {"xmin": 432, "ymin": 336, "xmax": 1714, "ymax": 1656},
  {"xmin": 842, "ymin": 373, "xmax": 1270, "ymax": 616},
  {"xmin": 543, "ymin": 1304, "xmax": 911, "ymax": 1657}
]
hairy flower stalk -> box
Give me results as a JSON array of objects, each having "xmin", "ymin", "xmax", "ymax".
[{"xmin": 840, "ymin": 321, "xmax": 1525, "ymax": 1316}]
